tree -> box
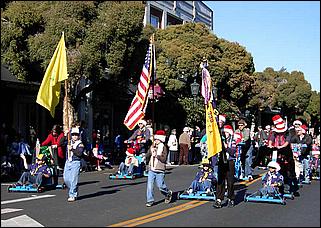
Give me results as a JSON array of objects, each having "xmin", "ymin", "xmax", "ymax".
[
  {"xmin": 152, "ymin": 22, "xmax": 255, "ymax": 127},
  {"xmin": 1, "ymin": 1, "xmax": 146, "ymax": 120}
]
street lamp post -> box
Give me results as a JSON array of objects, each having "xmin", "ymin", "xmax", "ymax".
[{"xmin": 190, "ymin": 79, "xmax": 200, "ymax": 107}]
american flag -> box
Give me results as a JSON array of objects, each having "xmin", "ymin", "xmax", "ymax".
[{"xmin": 123, "ymin": 43, "xmax": 153, "ymax": 130}]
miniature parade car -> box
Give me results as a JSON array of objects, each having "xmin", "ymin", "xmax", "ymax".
[
  {"xmin": 244, "ymin": 187, "xmax": 286, "ymax": 205},
  {"xmin": 177, "ymin": 189, "xmax": 216, "ymax": 201},
  {"xmin": 8, "ymin": 146, "xmax": 64, "ymax": 193},
  {"xmin": 109, "ymin": 155, "xmax": 145, "ymax": 180}
]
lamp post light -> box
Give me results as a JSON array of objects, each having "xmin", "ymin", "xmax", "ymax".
[{"xmin": 190, "ymin": 79, "xmax": 200, "ymax": 107}]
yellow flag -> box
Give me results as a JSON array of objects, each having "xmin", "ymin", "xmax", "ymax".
[
  {"xmin": 36, "ymin": 32, "xmax": 68, "ymax": 117},
  {"xmin": 206, "ymin": 103, "xmax": 222, "ymax": 158}
]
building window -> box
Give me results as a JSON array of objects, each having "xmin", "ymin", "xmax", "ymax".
[{"xmin": 151, "ymin": 15, "xmax": 160, "ymax": 28}]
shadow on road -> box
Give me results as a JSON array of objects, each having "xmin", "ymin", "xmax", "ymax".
[
  {"xmin": 101, "ymin": 180, "xmax": 146, "ymax": 189},
  {"xmin": 77, "ymin": 189, "xmax": 119, "ymax": 200},
  {"xmin": 78, "ymin": 180, "xmax": 100, "ymax": 186}
]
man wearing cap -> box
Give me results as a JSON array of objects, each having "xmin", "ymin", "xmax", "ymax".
[
  {"xmin": 214, "ymin": 124, "xmax": 237, "ymax": 208},
  {"xmin": 14, "ymin": 153, "xmax": 51, "ymax": 188},
  {"xmin": 234, "ymin": 119, "xmax": 252, "ymax": 180},
  {"xmin": 290, "ymin": 124, "xmax": 312, "ymax": 183},
  {"xmin": 145, "ymin": 130, "xmax": 173, "ymax": 207},
  {"xmin": 178, "ymin": 127, "xmax": 191, "ymax": 165},
  {"xmin": 126, "ymin": 119, "xmax": 152, "ymax": 156},
  {"xmin": 63, "ymin": 127, "xmax": 85, "ymax": 202},
  {"xmin": 268, "ymin": 115, "xmax": 299, "ymax": 196}
]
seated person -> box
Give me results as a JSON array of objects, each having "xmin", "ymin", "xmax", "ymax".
[
  {"xmin": 116, "ymin": 148, "xmax": 139, "ymax": 175},
  {"xmin": 186, "ymin": 159, "xmax": 216, "ymax": 194},
  {"xmin": 14, "ymin": 153, "xmax": 51, "ymax": 188},
  {"xmin": 259, "ymin": 161, "xmax": 284, "ymax": 197}
]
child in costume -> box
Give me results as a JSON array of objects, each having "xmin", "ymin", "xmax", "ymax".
[
  {"xmin": 186, "ymin": 159, "xmax": 216, "ymax": 194},
  {"xmin": 117, "ymin": 148, "xmax": 139, "ymax": 175},
  {"xmin": 260, "ymin": 161, "xmax": 284, "ymax": 197}
]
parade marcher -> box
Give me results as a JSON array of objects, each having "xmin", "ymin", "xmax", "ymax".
[
  {"xmin": 213, "ymin": 124, "xmax": 237, "ymax": 208},
  {"xmin": 41, "ymin": 124, "xmax": 66, "ymax": 170},
  {"xmin": 186, "ymin": 159, "xmax": 216, "ymax": 194},
  {"xmin": 13, "ymin": 153, "xmax": 51, "ymax": 188},
  {"xmin": 290, "ymin": 124, "xmax": 312, "ymax": 182},
  {"xmin": 267, "ymin": 115, "xmax": 299, "ymax": 196},
  {"xmin": 145, "ymin": 130, "xmax": 173, "ymax": 207},
  {"xmin": 191, "ymin": 126, "xmax": 202, "ymax": 164},
  {"xmin": 259, "ymin": 161, "xmax": 284, "ymax": 197},
  {"xmin": 178, "ymin": 127, "xmax": 191, "ymax": 165},
  {"xmin": 63, "ymin": 127, "xmax": 84, "ymax": 202},
  {"xmin": 167, "ymin": 129, "xmax": 178, "ymax": 165},
  {"xmin": 234, "ymin": 119, "xmax": 252, "ymax": 180},
  {"xmin": 126, "ymin": 119, "xmax": 152, "ymax": 156},
  {"xmin": 252, "ymin": 125, "xmax": 269, "ymax": 169}
]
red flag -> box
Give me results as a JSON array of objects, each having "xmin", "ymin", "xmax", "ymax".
[{"xmin": 124, "ymin": 42, "xmax": 153, "ymax": 130}]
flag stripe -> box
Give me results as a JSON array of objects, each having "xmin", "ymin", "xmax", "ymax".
[{"xmin": 124, "ymin": 42, "xmax": 153, "ymax": 130}]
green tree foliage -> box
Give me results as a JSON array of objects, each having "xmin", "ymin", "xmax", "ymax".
[
  {"xmin": 249, "ymin": 67, "xmax": 316, "ymax": 124},
  {"xmin": 153, "ymin": 22, "xmax": 255, "ymax": 127},
  {"xmin": 306, "ymin": 91, "xmax": 320, "ymax": 123},
  {"xmin": 1, "ymin": 1, "xmax": 146, "ymax": 103}
]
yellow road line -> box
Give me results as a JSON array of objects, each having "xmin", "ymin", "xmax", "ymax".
[
  {"xmin": 108, "ymin": 172, "xmax": 267, "ymax": 227},
  {"xmin": 108, "ymin": 200, "xmax": 199, "ymax": 227},
  {"xmin": 126, "ymin": 201, "xmax": 207, "ymax": 227},
  {"xmin": 238, "ymin": 173, "xmax": 266, "ymax": 186}
]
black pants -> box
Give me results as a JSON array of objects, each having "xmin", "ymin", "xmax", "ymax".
[
  {"xmin": 277, "ymin": 147, "xmax": 299, "ymax": 193},
  {"xmin": 216, "ymin": 160, "xmax": 235, "ymax": 201}
]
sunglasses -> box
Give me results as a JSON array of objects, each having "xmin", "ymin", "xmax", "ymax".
[{"xmin": 71, "ymin": 133, "xmax": 79, "ymax": 136}]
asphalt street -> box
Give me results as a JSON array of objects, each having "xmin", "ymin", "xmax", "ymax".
[{"xmin": 1, "ymin": 165, "xmax": 320, "ymax": 227}]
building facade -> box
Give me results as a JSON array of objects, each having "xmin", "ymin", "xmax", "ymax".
[{"xmin": 144, "ymin": 1, "xmax": 213, "ymax": 30}]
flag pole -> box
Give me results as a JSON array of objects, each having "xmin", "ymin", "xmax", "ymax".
[
  {"xmin": 151, "ymin": 34, "xmax": 155, "ymax": 132},
  {"xmin": 64, "ymin": 79, "xmax": 71, "ymax": 158}
]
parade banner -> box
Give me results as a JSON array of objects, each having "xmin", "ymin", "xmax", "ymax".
[
  {"xmin": 36, "ymin": 32, "xmax": 68, "ymax": 117},
  {"xmin": 205, "ymin": 102, "xmax": 222, "ymax": 158}
]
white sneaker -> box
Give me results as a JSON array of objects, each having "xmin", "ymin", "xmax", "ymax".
[
  {"xmin": 205, "ymin": 188, "xmax": 211, "ymax": 194},
  {"xmin": 187, "ymin": 189, "xmax": 193, "ymax": 194},
  {"xmin": 67, "ymin": 197, "xmax": 76, "ymax": 202}
]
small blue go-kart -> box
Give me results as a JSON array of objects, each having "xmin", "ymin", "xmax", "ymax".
[
  {"xmin": 109, "ymin": 155, "xmax": 145, "ymax": 180},
  {"xmin": 244, "ymin": 187, "xmax": 287, "ymax": 205},
  {"xmin": 177, "ymin": 189, "xmax": 216, "ymax": 201}
]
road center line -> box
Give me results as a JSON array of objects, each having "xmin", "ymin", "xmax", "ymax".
[
  {"xmin": 107, "ymin": 172, "xmax": 266, "ymax": 227},
  {"xmin": 1, "ymin": 195, "xmax": 56, "ymax": 205},
  {"xmin": 108, "ymin": 200, "xmax": 199, "ymax": 227}
]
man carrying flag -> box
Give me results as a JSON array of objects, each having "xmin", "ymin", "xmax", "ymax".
[
  {"xmin": 36, "ymin": 32, "xmax": 68, "ymax": 118},
  {"xmin": 123, "ymin": 35, "xmax": 154, "ymax": 131},
  {"xmin": 200, "ymin": 62, "xmax": 236, "ymax": 209}
]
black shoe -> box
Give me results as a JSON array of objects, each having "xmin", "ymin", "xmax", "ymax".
[
  {"xmin": 213, "ymin": 199, "xmax": 222, "ymax": 208},
  {"xmin": 165, "ymin": 190, "xmax": 173, "ymax": 203},
  {"xmin": 293, "ymin": 192, "xmax": 300, "ymax": 197},
  {"xmin": 227, "ymin": 199, "xmax": 235, "ymax": 208}
]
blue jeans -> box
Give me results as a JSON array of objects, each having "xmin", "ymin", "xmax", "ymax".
[
  {"xmin": 245, "ymin": 145, "xmax": 253, "ymax": 177},
  {"xmin": 18, "ymin": 172, "xmax": 43, "ymax": 186},
  {"xmin": 118, "ymin": 162, "xmax": 134, "ymax": 174},
  {"xmin": 259, "ymin": 185, "xmax": 276, "ymax": 196},
  {"xmin": 146, "ymin": 170, "xmax": 170, "ymax": 203},
  {"xmin": 302, "ymin": 158, "xmax": 310, "ymax": 181},
  {"xmin": 63, "ymin": 160, "xmax": 81, "ymax": 198},
  {"xmin": 189, "ymin": 179, "xmax": 212, "ymax": 192}
]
